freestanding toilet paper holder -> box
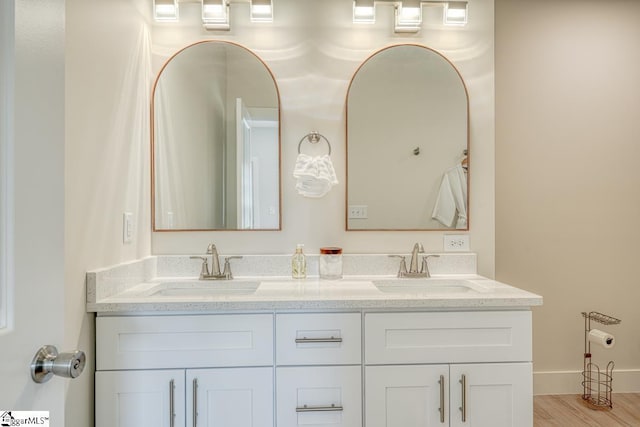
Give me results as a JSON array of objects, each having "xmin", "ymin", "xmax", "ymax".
[{"xmin": 581, "ymin": 311, "xmax": 621, "ymax": 410}]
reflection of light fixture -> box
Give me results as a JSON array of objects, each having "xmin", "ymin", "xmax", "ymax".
[
  {"xmin": 444, "ymin": 1, "xmax": 467, "ymax": 25},
  {"xmin": 395, "ymin": 0, "xmax": 422, "ymax": 32},
  {"xmin": 353, "ymin": 0, "xmax": 375, "ymax": 24},
  {"xmin": 202, "ymin": 0, "xmax": 230, "ymax": 30},
  {"xmin": 251, "ymin": 0, "xmax": 273, "ymax": 22},
  {"xmin": 154, "ymin": 0, "xmax": 179, "ymax": 22}
]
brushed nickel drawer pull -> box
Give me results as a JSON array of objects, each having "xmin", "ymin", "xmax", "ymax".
[
  {"xmin": 169, "ymin": 379, "xmax": 175, "ymax": 427},
  {"xmin": 439, "ymin": 375, "xmax": 445, "ymax": 423},
  {"xmin": 296, "ymin": 404, "xmax": 344, "ymax": 413},
  {"xmin": 193, "ymin": 378, "xmax": 198, "ymax": 427},
  {"xmin": 295, "ymin": 336, "xmax": 343, "ymax": 343},
  {"xmin": 460, "ymin": 374, "xmax": 467, "ymax": 422}
]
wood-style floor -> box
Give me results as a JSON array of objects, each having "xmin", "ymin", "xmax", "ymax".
[{"xmin": 534, "ymin": 394, "xmax": 640, "ymax": 426}]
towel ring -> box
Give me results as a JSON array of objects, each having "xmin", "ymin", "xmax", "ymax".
[{"xmin": 298, "ymin": 131, "xmax": 331, "ymax": 155}]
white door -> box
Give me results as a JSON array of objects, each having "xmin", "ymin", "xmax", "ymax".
[
  {"xmin": 0, "ymin": 0, "xmax": 67, "ymax": 422},
  {"xmin": 187, "ymin": 367, "xmax": 273, "ymax": 427},
  {"xmin": 449, "ymin": 363, "xmax": 533, "ymax": 427},
  {"xmin": 236, "ymin": 98, "xmax": 254, "ymax": 229},
  {"xmin": 95, "ymin": 370, "xmax": 186, "ymax": 427},
  {"xmin": 366, "ymin": 365, "xmax": 449, "ymax": 427}
]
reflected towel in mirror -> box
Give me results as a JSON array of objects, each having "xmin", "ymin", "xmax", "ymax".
[
  {"xmin": 432, "ymin": 163, "xmax": 467, "ymax": 228},
  {"xmin": 293, "ymin": 154, "xmax": 338, "ymax": 197}
]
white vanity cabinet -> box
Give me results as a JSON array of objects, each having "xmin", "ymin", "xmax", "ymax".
[
  {"xmin": 95, "ymin": 314, "xmax": 274, "ymax": 427},
  {"xmin": 364, "ymin": 311, "xmax": 533, "ymax": 427},
  {"xmin": 95, "ymin": 310, "xmax": 534, "ymax": 427},
  {"xmin": 275, "ymin": 313, "xmax": 362, "ymax": 427}
]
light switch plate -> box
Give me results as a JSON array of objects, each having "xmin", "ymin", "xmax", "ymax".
[
  {"xmin": 444, "ymin": 234, "xmax": 470, "ymax": 252},
  {"xmin": 123, "ymin": 212, "xmax": 134, "ymax": 244}
]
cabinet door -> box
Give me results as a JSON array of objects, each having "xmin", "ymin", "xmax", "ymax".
[
  {"xmin": 365, "ymin": 365, "xmax": 449, "ymax": 427},
  {"xmin": 276, "ymin": 366, "xmax": 362, "ymax": 427},
  {"xmin": 187, "ymin": 367, "xmax": 273, "ymax": 427},
  {"xmin": 449, "ymin": 363, "xmax": 532, "ymax": 427},
  {"xmin": 96, "ymin": 370, "xmax": 185, "ymax": 427}
]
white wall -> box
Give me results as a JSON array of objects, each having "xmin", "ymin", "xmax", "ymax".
[
  {"xmin": 496, "ymin": 0, "xmax": 640, "ymax": 393},
  {"xmin": 151, "ymin": 0, "xmax": 496, "ymax": 277},
  {"xmin": 65, "ymin": 0, "xmax": 152, "ymax": 425}
]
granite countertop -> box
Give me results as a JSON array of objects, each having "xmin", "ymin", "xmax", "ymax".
[{"xmin": 87, "ymin": 274, "xmax": 543, "ymax": 313}]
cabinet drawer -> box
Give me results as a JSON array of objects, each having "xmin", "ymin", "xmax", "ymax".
[
  {"xmin": 276, "ymin": 313, "xmax": 361, "ymax": 365},
  {"xmin": 97, "ymin": 314, "xmax": 273, "ymax": 370},
  {"xmin": 365, "ymin": 311, "xmax": 531, "ymax": 364},
  {"xmin": 276, "ymin": 366, "xmax": 362, "ymax": 427}
]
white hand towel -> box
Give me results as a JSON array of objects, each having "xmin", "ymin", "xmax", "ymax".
[
  {"xmin": 296, "ymin": 176, "xmax": 333, "ymax": 198},
  {"xmin": 293, "ymin": 154, "xmax": 338, "ymax": 197},
  {"xmin": 432, "ymin": 164, "xmax": 467, "ymax": 228}
]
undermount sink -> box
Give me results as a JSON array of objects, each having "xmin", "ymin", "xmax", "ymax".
[
  {"xmin": 372, "ymin": 278, "xmax": 488, "ymax": 294},
  {"xmin": 144, "ymin": 280, "xmax": 260, "ymax": 297}
]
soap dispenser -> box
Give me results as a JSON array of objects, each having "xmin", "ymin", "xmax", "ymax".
[{"xmin": 292, "ymin": 244, "xmax": 307, "ymax": 279}]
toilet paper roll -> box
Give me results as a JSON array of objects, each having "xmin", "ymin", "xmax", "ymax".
[{"xmin": 588, "ymin": 329, "xmax": 615, "ymax": 349}]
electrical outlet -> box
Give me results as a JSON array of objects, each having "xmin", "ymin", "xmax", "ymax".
[
  {"xmin": 123, "ymin": 212, "xmax": 134, "ymax": 243},
  {"xmin": 444, "ymin": 234, "xmax": 470, "ymax": 252},
  {"xmin": 348, "ymin": 205, "xmax": 368, "ymax": 219}
]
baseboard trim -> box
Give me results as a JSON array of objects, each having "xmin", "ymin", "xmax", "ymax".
[{"xmin": 534, "ymin": 369, "xmax": 640, "ymax": 395}]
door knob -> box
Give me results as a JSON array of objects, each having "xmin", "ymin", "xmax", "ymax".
[{"xmin": 30, "ymin": 345, "xmax": 86, "ymax": 383}]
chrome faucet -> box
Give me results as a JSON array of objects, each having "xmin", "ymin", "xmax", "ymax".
[
  {"xmin": 389, "ymin": 243, "xmax": 440, "ymax": 278},
  {"xmin": 190, "ymin": 244, "xmax": 242, "ymax": 280}
]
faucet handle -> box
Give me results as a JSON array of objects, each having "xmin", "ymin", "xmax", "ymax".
[
  {"xmin": 222, "ymin": 256, "xmax": 243, "ymax": 279},
  {"xmin": 190, "ymin": 256, "xmax": 210, "ymax": 278},
  {"xmin": 421, "ymin": 254, "xmax": 440, "ymax": 277},
  {"xmin": 388, "ymin": 255, "xmax": 408, "ymax": 278}
]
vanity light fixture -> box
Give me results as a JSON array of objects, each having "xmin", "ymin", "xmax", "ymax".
[
  {"xmin": 353, "ymin": 0, "xmax": 376, "ymax": 24},
  {"xmin": 444, "ymin": 1, "xmax": 468, "ymax": 26},
  {"xmin": 394, "ymin": 0, "xmax": 422, "ymax": 32},
  {"xmin": 355, "ymin": 0, "xmax": 468, "ymax": 33},
  {"xmin": 153, "ymin": 0, "xmax": 179, "ymax": 22},
  {"xmin": 251, "ymin": 0, "xmax": 273, "ymax": 22},
  {"xmin": 202, "ymin": 0, "xmax": 230, "ymax": 30}
]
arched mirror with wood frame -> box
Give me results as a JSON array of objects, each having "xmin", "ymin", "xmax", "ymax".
[{"xmin": 346, "ymin": 44, "xmax": 469, "ymax": 231}]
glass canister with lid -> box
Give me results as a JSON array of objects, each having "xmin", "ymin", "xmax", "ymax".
[{"xmin": 319, "ymin": 247, "xmax": 343, "ymax": 280}]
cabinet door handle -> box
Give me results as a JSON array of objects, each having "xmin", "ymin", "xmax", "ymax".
[
  {"xmin": 459, "ymin": 374, "xmax": 467, "ymax": 422},
  {"xmin": 296, "ymin": 404, "xmax": 344, "ymax": 412},
  {"xmin": 439, "ymin": 375, "xmax": 445, "ymax": 423},
  {"xmin": 169, "ymin": 379, "xmax": 175, "ymax": 427},
  {"xmin": 295, "ymin": 337, "xmax": 343, "ymax": 343},
  {"xmin": 193, "ymin": 378, "xmax": 198, "ymax": 427}
]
